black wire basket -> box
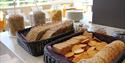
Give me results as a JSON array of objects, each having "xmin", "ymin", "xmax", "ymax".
[{"xmin": 16, "ymin": 27, "xmax": 75, "ymax": 56}]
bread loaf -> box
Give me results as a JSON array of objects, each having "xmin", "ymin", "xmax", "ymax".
[
  {"xmin": 41, "ymin": 25, "xmax": 62, "ymax": 39},
  {"xmin": 26, "ymin": 22, "xmax": 61, "ymax": 42},
  {"xmin": 26, "ymin": 21, "xmax": 73, "ymax": 42},
  {"xmin": 78, "ymin": 40, "xmax": 125, "ymax": 63},
  {"xmin": 41, "ymin": 21, "xmax": 73, "ymax": 40}
]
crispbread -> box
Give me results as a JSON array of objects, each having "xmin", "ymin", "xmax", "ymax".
[
  {"xmin": 83, "ymin": 31, "xmax": 93, "ymax": 39},
  {"xmin": 88, "ymin": 40, "xmax": 100, "ymax": 47},
  {"xmin": 95, "ymin": 42, "xmax": 107, "ymax": 51},
  {"xmin": 65, "ymin": 52, "xmax": 74, "ymax": 58},
  {"xmin": 73, "ymin": 35, "xmax": 88, "ymax": 41}
]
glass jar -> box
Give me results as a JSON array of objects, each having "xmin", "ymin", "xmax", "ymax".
[
  {"xmin": 0, "ymin": 11, "xmax": 6, "ymax": 32},
  {"xmin": 8, "ymin": 13, "xmax": 24, "ymax": 36}
]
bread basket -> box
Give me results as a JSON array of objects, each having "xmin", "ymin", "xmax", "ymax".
[
  {"xmin": 16, "ymin": 26, "xmax": 74, "ymax": 56},
  {"xmin": 44, "ymin": 32, "xmax": 125, "ymax": 63}
]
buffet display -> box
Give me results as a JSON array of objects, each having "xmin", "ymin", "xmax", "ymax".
[
  {"xmin": 5, "ymin": 1, "xmax": 124, "ymax": 62},
  {"xmin": 1, "ymin": 0, "xmax": 125, "ymax": 63},
  {"xmin": 11, "ymin": 9, "xmax": 124, "ymax": 62}
]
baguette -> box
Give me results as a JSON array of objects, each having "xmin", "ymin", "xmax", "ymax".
[{"xmin": 78, "ymin": 40, "xmax": 125, "ymax": 63}]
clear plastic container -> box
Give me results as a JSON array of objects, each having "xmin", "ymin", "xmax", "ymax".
[
  {"xmin": 50, "ymin": 5, "xmax": 62, "ymax": 22},
  {"xmin": 33, "ymin": 10, "xmax": 46, "ymax": 26},
  {"xmin": 7, "ymin": 9, "xmax": 24, "ymax": 36},
  {"xmin": 8, "ymin": 14, "xmax": 24, "ymax": 36}
]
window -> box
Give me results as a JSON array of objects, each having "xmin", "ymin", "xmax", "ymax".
[{"xmin": 0, "ymin": 0, "xmax": 51, "ymax": 8}]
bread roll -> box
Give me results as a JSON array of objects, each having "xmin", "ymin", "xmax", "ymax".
[
  {"xmin": 84, "ymin": 55, "xmax": 105, "ymax": 63},
  {"xmin": 109, "ymin": 40, "xmax": 125, "ymax": 54}
]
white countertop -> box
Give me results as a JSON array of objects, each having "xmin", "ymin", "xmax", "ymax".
[
  {"xmin": 0, "ymin": 31, "xmax": 44, "ymax": 63},
  {"xmin": 0, "ymin": 24, "xmax": 125, "ymax": 63}
]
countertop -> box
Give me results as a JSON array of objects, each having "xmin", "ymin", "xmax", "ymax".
[
  {"xmin": 0, "ymin": 24, "xmax": 125, "ymax": 63},
  {"xmin": 0, "ymin": 32, "xmax": 44, "ymax": 63}
]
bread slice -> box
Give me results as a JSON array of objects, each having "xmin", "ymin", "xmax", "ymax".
[
  {"xmin": 53, "ymin": 38, "xmax": 80, "ymax": 55},
  {"xmin": 41, "ymin": 25, "xmax": 62, "ymax": 39}
]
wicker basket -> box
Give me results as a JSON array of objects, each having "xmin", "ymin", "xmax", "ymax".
[
  {"xmin": 44, "ymin": 32, "xmax": 125, "ymax": 63},
  {"xmin": 16, "ymin": 27, "xmax": 74, "ymax": 56}
]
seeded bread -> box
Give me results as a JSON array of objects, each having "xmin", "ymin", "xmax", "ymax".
[
  {"xmin": 26, "ymin": 22, "xmax": 61, "ymax": 42},
  {"xmin": 41, "ymin": 21, "xmax": 73, "ymax": 40},
  {"xmin": 26, "ymin": 21, "xmax": 73, "ymax": 42}
]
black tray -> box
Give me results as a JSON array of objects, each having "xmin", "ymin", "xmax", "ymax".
[
  {"xmin": 16, "ymin": 27, "xmax": 74, "ymax": 56},
  {"xmin": 44, "ymin": 32, "xmax": 125, "ymax": 63}
]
